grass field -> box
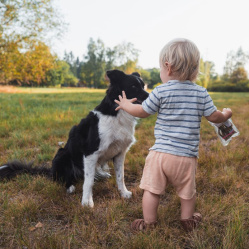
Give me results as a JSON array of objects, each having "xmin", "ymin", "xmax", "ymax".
[{"xmin": 0, "ymin": 87, "xmax": 249, "ymax": 248}]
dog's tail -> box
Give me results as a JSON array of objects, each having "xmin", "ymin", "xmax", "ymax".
[{"xmin": 0, "ymin": 160, "xmax": 52, "ymax": 180}]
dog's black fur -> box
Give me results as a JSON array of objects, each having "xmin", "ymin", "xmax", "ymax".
[{"xmin": 0, "ymin": 70, "xmax": 149, "ymax": 206}]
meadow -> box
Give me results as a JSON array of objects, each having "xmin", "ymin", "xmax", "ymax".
[{"xmin": 0, "ymin": 87, "xmax": 249, "ymax": 248}]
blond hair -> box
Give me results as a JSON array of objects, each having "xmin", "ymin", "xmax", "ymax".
[{"xmin": 159, "ymin": 38, "xmax": 200, "ymax": 82}]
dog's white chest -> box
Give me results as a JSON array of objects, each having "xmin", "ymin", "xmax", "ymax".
[{"xmin": 93, "ymin": 110, "xmax": 136, "ymax": 163}]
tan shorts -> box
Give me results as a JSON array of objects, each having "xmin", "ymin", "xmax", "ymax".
[{"xmin": 139, "ymin": 150, "xmax": 197, "ymax": 199}]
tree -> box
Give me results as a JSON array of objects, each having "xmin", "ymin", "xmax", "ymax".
[
  {"xmin": 0, "ymin": 40, "xmax": 20, "ymax": 83},
  {"xmin": 0, "ymin": 41, "xmax": 56, "ymax": 85},
  {"xmin": 105, "ymin": 47, "xmax": 117, "ymax": 71},
  {"xmin": 22, "ymin": 42, "xmax": 56, "ymax": 85},
  {"xmin": 105, "ymin": 42, "xmax": 140, "ymax": 73},
  {"xmin": 80, "ymin": 38, "xmax": 106, "ymax": 88},
  {"xmin": 64, "ymin": 51, "xmax": 81, "ymax": 79},
  {"xmin": 148, "ymin": 68, "xmax": 161, "ymax": 88},
  {"xmin": 46, "ymin": 60, "xmax": 78, "ymax": 86},
  {"xmin": 116, "ymin": 59, "xmax": 138, "ymax": 74},
  {"xmin": 0, "ymin": 0, "xmax": 66, "ymax": 85},
  {"xmin": 139, "ymin": 68, "xmax": 151, "ymax": 85},
  {"xmin": 0, "ymin": 0, "xmax": 65, "ymax": 50},
  {"xmin": 113, "ymin": 42, "xmax": 139, "ymax": 68},
  {"xmin": 80, "ymin": 38, "xmax": 140, "ymax": 88},
  {"xmin": 223, "ymin": 47, "xmax": 249, "ymax": 82},
  {"xmin": 230, "ymin": 67, "xmax": 248, "ymax": 83},
  {"xmin": 197, "ymin": 59, "xmax": 216, "ymax": 88}
]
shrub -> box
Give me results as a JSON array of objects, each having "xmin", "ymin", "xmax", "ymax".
[{"xmin": 207, "ymin": 80, "xmax": 249, "ymax": 92}]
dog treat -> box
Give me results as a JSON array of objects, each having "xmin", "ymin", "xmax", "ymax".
[{"xmin": 209, "ymin": 118, "xmax": 240, "ymax": 146}]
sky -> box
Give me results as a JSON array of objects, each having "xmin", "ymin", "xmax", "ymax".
[{"xmin": 53, "ymin": 0, "xmax": 249, "ymax": 74}]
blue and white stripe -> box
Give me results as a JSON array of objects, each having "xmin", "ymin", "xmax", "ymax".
[{"xmin": 142, "ymin": 80, "xmax": 217, "ymax": 157}]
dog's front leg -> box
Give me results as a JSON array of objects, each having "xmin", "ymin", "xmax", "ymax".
[
  {"xmin": 82, "ymin": 154, "xmax": 97, "ymax": 207},
  {"xmin": 113, "ymin": 152, "xmax": 132, "ymax": 199}
]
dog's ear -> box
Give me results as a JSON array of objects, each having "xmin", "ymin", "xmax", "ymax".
[
  {"xmin": 106, "ymin": 70, "xmax": 125, "ymax": 84},
  {"xmin": 132, "ymin": 72, "xmax": 140, "ymax": 77}
]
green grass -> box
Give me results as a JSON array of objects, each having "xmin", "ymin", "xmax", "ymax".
[{"xmin": 0, "ymin": 89, "xmax": 249, "ymax": 248}]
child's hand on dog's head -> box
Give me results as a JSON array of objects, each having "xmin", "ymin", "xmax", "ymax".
[{"xmin": 114, "ymin": 91, "xmax": 137, "ymax": 111}]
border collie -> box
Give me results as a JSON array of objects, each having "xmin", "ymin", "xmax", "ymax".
[{"xmin": 0, "ymin": 70, "xmax": 149, "ymax": 207}]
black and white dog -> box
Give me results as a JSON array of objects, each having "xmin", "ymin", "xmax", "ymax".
[{"xmin": 0, "ymin": 70, "xmax": 149, "ymax": 207}]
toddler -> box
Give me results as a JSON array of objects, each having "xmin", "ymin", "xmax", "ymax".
[{"xmin": 114, "ymin": 38, "xmax": 232, "ymax": 232}]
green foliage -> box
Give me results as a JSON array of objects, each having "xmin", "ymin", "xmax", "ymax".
[
  {"xmin": 63, "ymin": 51, "xmax": 81, "ymax": 79},
  {"xmin": 46, "ymin": 60, "xmax": 78, "ymax": 87},
  {"xmin": 0, "ymin": 41, "xmax": 56, "ymax": 85},
  {"xmin": 116, "ymin": 59, "xmax": 139, "ymax": 75},
  {"xmin": 196, "ymin": 58, "xmax": 217, "ymax": 88},
  {"xmin": 208, "ymin": 80, "xmax": 249, "ymax": 92},
  {"xmin": 139, "ymin": 68, "xmax": 150, "ymax": 83},
  {"xmin": 113, "ymin": 42, "xmax": 140, "ymax": 67},
  {"xmin": 222, "ymin": 47, "xmax": 249, "ymax": 84},
  {"xmin": 147, "ymin": 68, "xmax": 161, "ymax": 88},
  {"xmin": 134, "ymin": 68, "xmax": 161, "ymax": 89},
  {"xmin": 223, "ymin": 47, "xmax": 249, "ymax": 76},
  {"xmin": 0, "ymin": 0, "xmax": 66, "ymax": 49},
  {"xmin": 78, "ymin": 38, "xmax": 141, "ymax": 88},
  {"xmin": 230, "ymin": 67, "xmax": 248, "ymax": 83},
  {"xmin": 0, "ymin": 0, "xmax": 66, "ymax": 86},
  {"xmin": 80, "ymin": 38, "xmax": 107, "ymax": 88}
]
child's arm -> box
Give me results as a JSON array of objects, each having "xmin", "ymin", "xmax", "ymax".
[
  {"xmin": 205, "ymin": 108, "xmax": 232, "ymax": 123},
  {"xmin": 114, "ymin": 91, "xmax": 150, "ymax": 118}
]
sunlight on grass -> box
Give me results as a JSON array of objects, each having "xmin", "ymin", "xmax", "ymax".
[{"xmin": 0, "ymin": 86, "xmax": 105, "ymax": 94}]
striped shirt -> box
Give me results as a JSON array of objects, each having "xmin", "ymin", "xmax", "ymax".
[{"xmin": 142, "ymin": 80, "xmax": 217, "ymax": 157}]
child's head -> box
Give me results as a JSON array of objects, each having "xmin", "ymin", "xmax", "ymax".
[{"xmin": 159, "ymin": 38, "xmax": 200, "ymax": 82}]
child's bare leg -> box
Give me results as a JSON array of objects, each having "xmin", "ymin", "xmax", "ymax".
[
  {"xmin": 180, "ymin": 194, "xmax": 196, "ymax": 219},
  {"xmin": 142, "ymin": 190, "xmax": 160, "ymax": 224}
]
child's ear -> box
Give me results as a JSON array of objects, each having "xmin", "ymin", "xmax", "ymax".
[{"xmin": 165, "ymin": 62, "xmax": 172, "ymax": 75}]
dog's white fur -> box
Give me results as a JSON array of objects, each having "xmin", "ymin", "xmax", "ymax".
[{"xmin": 82, "ymin": 110, "xmax": 136, "ymax": 207}]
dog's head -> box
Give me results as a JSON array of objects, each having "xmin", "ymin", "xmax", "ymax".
[{"xmin": 106, "ymin": 70, "xmax": 149, "ymax": 104}]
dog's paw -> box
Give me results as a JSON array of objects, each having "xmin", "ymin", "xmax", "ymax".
[
  {"xmin": 95, "ymin": 171, "xmax": 111, "ymax": 181},
  {"xmin": 121, "ymin": 190, "xmax": 132, "ymax": 199},
  {"xmin": 95, "ymin": 164, "xmax": 111, "ymax": 181},
  {"xmin": 66, "ymin": 185, "xmax": 75, "ymax": 194},
  {"xmin": 81, "ymin": 200, "xmax": 94, "ymax": 208}
]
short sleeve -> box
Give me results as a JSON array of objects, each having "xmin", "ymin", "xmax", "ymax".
[
  {"xmin": 203, "ymin": 90, "xmax": 217, "ymax": 117},
  {"xmin": 142, "ymin": 87, "xmax": 160, "ymax": 115}
]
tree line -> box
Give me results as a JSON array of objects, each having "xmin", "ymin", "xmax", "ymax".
[
  {"xmin": 1, "ymin": 0, "xmax": 249, "ymax": 91},
  {"xmin": 62, "ymin": 38, "xmax": 162, "ymax": 89}
]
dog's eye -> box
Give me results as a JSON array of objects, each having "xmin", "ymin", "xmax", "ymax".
[{"xmin": 131, "ymin": 85, "xmax": 138, "ymax": 91}]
